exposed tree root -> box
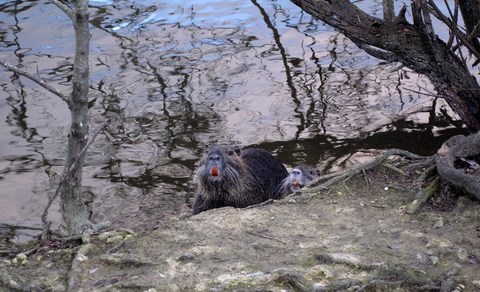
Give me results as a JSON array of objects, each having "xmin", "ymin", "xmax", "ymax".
[
  {"xmin": 0, "ymin": 269, "xmax": 26, "ymax": 291},
  {"xmin": 68, "ymin": 243, "xmax": 91, "ymax": 291},
  {"xmin": 318, "ymin": 278, "xmax": 362, "ymax": 291},
  {"xmin": 245, "ymin": 230, "xmax": 286, "ymax": 245},
  {"xmin": 98, "ymin": 253, "xmax": 156, "ymax": 266},
  {"xmin": 414, "ymin": 164, "xmax": 437, "ymax": 184},
  {"xmin": 0, "ymin": 221, "xmax": 113, "ymax": 291},
  {"xmin": 382, "ymin": 162, "xmax": 409, "ymax": 176},
  {"xmin": 314, "ymin": 253, "xmax": 380, "ymax": 271},
  {"xmin": 436, "ymin": 132, "xmax": 480, "ymax": 200},
  {"xmin": 405, "ymin": 177, "xmax": 440, "ymax": 214},
  {"xmin": 273, "ymin": 272, "xmax": 310, "ymax": 292},
  {"xmin": 292, "ymin": 133, "xmax": 480, "ymax": 213}
]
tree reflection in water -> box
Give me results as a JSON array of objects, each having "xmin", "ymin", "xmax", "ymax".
[{"xmin": 0, "ymin": 0, "xmax": 466, "ymax": 244}]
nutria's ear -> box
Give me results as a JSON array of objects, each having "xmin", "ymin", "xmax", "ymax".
[{"xmin": 234, "ymin": 145, "xmax": 241, "ymax": 155}]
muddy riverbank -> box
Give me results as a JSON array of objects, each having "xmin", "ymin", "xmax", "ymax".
[{"xmin": 1, "ymin": 156, "xmax": 479, "ymax": 291}]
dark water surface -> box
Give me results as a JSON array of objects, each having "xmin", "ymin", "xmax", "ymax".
[{"xmin": 0, "ymin": 0, "xmax": 467, "ymax": 243}]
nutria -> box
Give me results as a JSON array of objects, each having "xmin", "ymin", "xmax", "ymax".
[
  {"xmin": 276, "ymin": 164, "xmax": 320, "ymax": 198},
  {"xmin": 192, "ymin": 144, "xmax": 288, "ymax": 214}
]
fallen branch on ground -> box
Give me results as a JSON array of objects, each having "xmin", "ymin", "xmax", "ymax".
[
  {"xmin": 304, "ymin": 149, "xmax": 426, "ymax": 194},
  {"xmin": 405, "ymin": 177, "xmax": 440, "ymax": 214},
  {"xmin": 287, "ymin": 135, "xmax": 480, "ymax": 213}
]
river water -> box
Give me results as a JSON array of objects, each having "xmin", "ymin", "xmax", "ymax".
[{"xmin": 0, "ymin": 0, "xmax": 467, "ymax": 243}]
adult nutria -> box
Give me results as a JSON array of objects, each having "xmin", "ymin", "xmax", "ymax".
[
  {"xmin": 192, "ymin": 144, "xmax": 288, "ymax": 215},
  {"xmin": 276, "ymin": 164, "xmax": 320, "ymax": 198}
]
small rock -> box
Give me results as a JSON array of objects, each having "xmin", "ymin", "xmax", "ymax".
[
  {"xmin": 318, "ymin": 266, "xmax": 334, "ymax": 278},
  {"xmin": 99, "ymin": 253, "xmax": 155, "ymax": 265},
  {"xmin": 106, "ymin": 235, "xmax": 124, "ymax": 243},
  {"xmin": 416, "ymin": 253, "xmax": 428, "ymax": 263},
  {"xmin": 12, "ymin": 253, "xmax": 28, "ymax": 265},
  {"xmin": 457, "ymin": 248, "xmax": 468, "ymax": 260},
  {"xmin": 429, "ymin": 256, "xmax": 439, "ymax": 266},
  {"xmin": 76, "ymin": 254, "xmax": 88, "ymax": 262},
  {"xmin": 176, "ymin": 253, "xmax": 195, "ymax": 262},
  {"xmin": 427, "ymin": 238, "xmax": 452, "ymax": 248},
  {"xmin": 313, "ymin": 283, "xmax": 326, "ymax": 291},
  {"xmin": 433, "ymin": 217, "xmax": 444, "ymax": 228},
  {"xmin": 98, "ymin": 228, "xmax": 137, "ymax": 242},
  {"xmin": 439, "ymin": 240, "xmax": 453, "ymax": 248},
  {"xmin": 387, "ymin": 243, "xmax": 400, "ymax": 250}
]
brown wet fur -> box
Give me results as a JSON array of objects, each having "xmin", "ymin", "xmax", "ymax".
[
  {"xmin": 192, "ymin": 145, "xmax": 288, "ymax": 214},
  {"xmin": 277, "ymin": 164, "xmax": 320, "ymax": 198}
]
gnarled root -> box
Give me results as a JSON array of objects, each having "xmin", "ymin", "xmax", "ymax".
[{"xmin": 435, "ymin": 132, "xmax": 480, "ymax": 200}]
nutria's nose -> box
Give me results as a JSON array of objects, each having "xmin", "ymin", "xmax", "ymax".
[
  {"xmin": 209, "ymin": 153, "xmax": 221, "ymax": 162},
  {"xmin": 292, "ymin": 169, "xmax": 301, "ymax": 175}
]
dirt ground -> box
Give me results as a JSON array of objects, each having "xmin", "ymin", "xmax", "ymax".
[{"xmin": 1, "ymin": 157, "xmax": 480, "ymax": 291}]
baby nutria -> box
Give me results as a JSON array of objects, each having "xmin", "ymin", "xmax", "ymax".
[
  {"xmin": 276, "ymin": 164, "xmax": 320, "ymax": 198},
  {"xmin": 192, "ymin": 144, "xmax": 288, "ymax": 214}
]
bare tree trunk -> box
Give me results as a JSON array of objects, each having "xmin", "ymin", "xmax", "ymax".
[
  {"xmin": 36, "ymin": 0, "xmax": 94, "ymax": 236},
  {"xmin": 1, "ymin": 1, "xmax": 104, "ymax": 237},
  {"xmin": 290, "ymin": 0, "xmax": 480, "ymax": 131},
  {"xmin": 58, "ymin": 0, "xmax": 91, "ymax": 236}
]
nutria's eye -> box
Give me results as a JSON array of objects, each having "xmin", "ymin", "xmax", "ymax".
[
  {"xmin": 309, "ymin": 170, "xmax": 314, "ymax": 175},
  {"xmin": 227, "ymin": 150, "xmax": 234, "ymax": 156}
]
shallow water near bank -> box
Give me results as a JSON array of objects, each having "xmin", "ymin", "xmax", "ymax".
[{"xmin": 0, "ymin": 0, "xmax": 468, "ymax": 244}]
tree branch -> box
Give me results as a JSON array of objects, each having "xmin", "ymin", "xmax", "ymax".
[
  {"xmin": 352, "ymin": 42, "xmax": 399, "ymax": 63},
  {"xmin": 0, "ymin": 60, "xmax": 70, "ymax": 104},
  {"xmin": 427, "ymin": 0, "xmax": 480, "ymax": 61},
  {"xmin": 290, "ymin": 0, "xmax": 480, "ymax": 131},
  {"xmin": 467, "ymin": 20, "xmax": 480, "ymax": 42},
  {"xmin": 445, "ymin": 1, "xmax": 459, "ymax": 48},
  {"xmin": 50, "ymin": 0, "xmax": 75, "ymax": 22},
  {"xmin": 383, "ymin": 0, "xmax": 394, "ymax": 27}
]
